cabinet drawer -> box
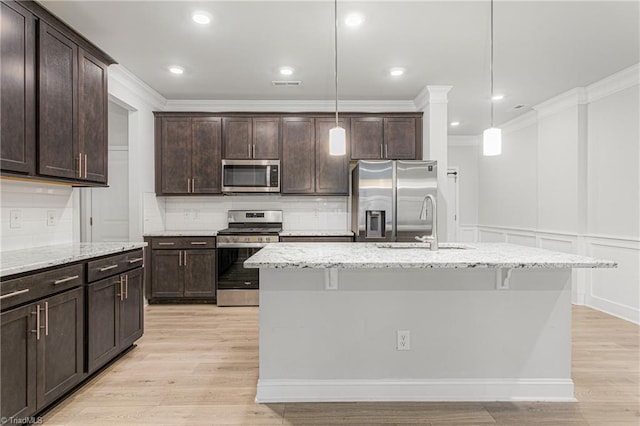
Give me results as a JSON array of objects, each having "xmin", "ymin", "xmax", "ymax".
[
  {"xmin": 1, "ymin": 264, "xmax": 84, "ymax": 311},
  {"xmin": 87, "ymin": 249, "xmax": 144, "ymax": 283},
  {"xmin": 151, "ymin": 237, "xmax": 216, "ymax": 250}
]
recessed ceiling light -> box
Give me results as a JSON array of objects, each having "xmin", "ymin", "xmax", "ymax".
[
  {"xmin": 491, "ymin": 94, "xmax": 504, "ymax": 101},
  {"xmin": 279, "ymin": 67, "xmax": 294, "ymax": 76},
  {"xmin": 450, "ymin": 121, "xmax": 460, "ymax": 126},
  {"xmin": 168, "ymin": 65, "xmax": 184, "ymax": 75},
  {"xmin": 390, "ymin": 67, "xmax": 405, "ymax": 77},
  {"xmin": 345, "ymin": 13, "xmax": 365, "ymax": 27},
  {"xmin": 192, "ymin": 12, "xmax": 212, "ymax": 25}
]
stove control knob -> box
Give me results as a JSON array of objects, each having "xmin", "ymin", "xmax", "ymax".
[
  {"xmin": 258, "ymin": 237, "xmax": 263, "ymax": 242},
  {"xmin": 244, "ymin": 236, "xmax": 249, "ymax": 242}
]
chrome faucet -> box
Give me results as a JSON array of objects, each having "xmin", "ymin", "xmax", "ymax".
[{"xmin": 415, "ymin": 194, "xmax": 438, "ymax": 250}]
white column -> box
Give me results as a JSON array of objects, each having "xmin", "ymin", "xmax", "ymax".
[{"xmin": 417, "ymin": 85, "xmax": 452, "ymax": 241}]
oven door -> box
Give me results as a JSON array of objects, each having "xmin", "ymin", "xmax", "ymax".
[
  {"xmin": 221, "ymin": 159, "xmax": 280, "ymax": 193},
  {"xmin": 217, "ymin": 246, "xmax": 261, "ymax": 306}
]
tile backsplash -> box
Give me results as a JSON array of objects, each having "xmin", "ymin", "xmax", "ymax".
[
  {"xmin": 144, "ymin": 194, "xmax": 350, "ymax": 233},
  {"xmin": 1, "ymin": 181, "xmax": 76, "ymax": 251}
]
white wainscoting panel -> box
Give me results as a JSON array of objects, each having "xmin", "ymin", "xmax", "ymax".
[
  {"xmin": 478, "ymin": 229, "xmax": 507, "ymax": 243},
  {"xmin": 506, "ymin": 232, "xmax": 537, "ymax": 247},
  {"xmin": 586, "ymin": 236, "xmax": 640, "ymax": 324}
]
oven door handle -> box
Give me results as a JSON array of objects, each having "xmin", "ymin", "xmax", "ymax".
[{"xmin": 217, "ymin": 242, "xmax": 271, "ymax": 248}]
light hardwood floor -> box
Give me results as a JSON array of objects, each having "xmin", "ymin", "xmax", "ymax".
[{"xmin": 43, "ymin": 305, "xmax": 639, "ymax": 425}]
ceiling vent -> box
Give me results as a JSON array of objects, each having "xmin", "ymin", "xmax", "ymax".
[{"xmin": 272, "ymin": 80, "xmax": 302, "ymax": 87}]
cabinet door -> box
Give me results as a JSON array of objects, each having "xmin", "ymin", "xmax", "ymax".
[
  {"xmin": 281, "ymin": 117, "xmax": 315, "ymax": 194},
  {"xmin": 350, "ymin": 117, "xmax": 383, "ymax": 160},
  {"xmin": 37, "ymin": 287, "xmax": 84, "ymax": 410},
  {"xmin": 192, "ymin": 117, "xmax": 222, "ymax": 194},
  {"xmin": 0, "ymin": 1, "xmax": 35, "ymax": 175},
  {"xmin": 0, "ymin": 302, "xmax": 37, "ymax": 421},
  {"xmin": 158, "ymin": 117, "xmax": 191, "ymax": 194},
  {"xmin": 151, "ymin": 250, "xmax": 183, "ymax": 298},
  {"xmin": 120, "ymin": 268, "xmax": 144, "ymax": 349},
  {"xmin": 183, "ymin": 250, "xmax": 216, "ymax": 298},
  {"xmin": 86, "ymin": 277, "xmax": 120, "ymax": 374},
  {"xmin": 384, "ymin": 118, "xmax": 417, "ymax": 159},
  {"xmin": 253, "ymin": 117, "xmax": 280, "ymax": 159},
  {"xmin": 78, "ymin": 48, "xmax": 108, "ymax": 184},
  {"xmin": 38, "ymin": 22, "xmax": 78, "ymax": 180},
  {"xmin": 315, "ymin": 117, "xmax": 349, "ymax": 195},
  {"xmin": 222, "ymin": 117, "xmax": 252, "ymax": 159}
]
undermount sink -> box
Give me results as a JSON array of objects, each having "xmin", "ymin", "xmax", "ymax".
[{"xmin": 375, "ymin": 243, "xmax": 472, "ymax": 250}]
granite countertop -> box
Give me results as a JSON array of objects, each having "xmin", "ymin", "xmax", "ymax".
[
  {"xmin": 279, "ymin": 230, "xmax": 354, "ymax": 237},
  {"xmin": 244, "ymin": 242, "xmax": 617, "ymax": 269},
  {"xmin": 1, "ymin": 242, "xmax": 147, "ymax": 277},
  {"xmin": 144, "ymin": 231, "xmax": 218, "ymax": 237}
]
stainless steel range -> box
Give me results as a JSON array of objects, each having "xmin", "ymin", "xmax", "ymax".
[{"xmin": 216, "ymin": 210, "xmax": 282, "ymax": 306}]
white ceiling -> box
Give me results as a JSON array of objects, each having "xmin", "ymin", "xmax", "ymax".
[{"xmin": 40, "ymin": 1, "xmax": 639, "ymax": 135}]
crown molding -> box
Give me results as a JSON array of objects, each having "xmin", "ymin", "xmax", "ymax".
[
  {"xmin": 414, "ymin": 85, "xmax": 453, "ymax": 110},
  {"xmin": 162, "ymin": 99, "xmax": 417, "ymax": 112},
  {"xmin": 448, "ymin": 135, "xmax": 480, "ymax": 147},
  {"xmin": 108, "ymin": 65, "xmax": 167, "ymax": 110},
  {"xmin": 533, "ymin": 87, "xmax": 587, "ymax": 119},
  {"xmin": 587, "ymin": 63, "xmax": 639, "ymax": 103},
  {"xmin": 500, "ymin": 110, "xmax": 538, "ymax": 135}
]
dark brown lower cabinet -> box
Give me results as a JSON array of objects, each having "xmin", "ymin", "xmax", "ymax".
[
  {"xmin": 0, "ymin": 286, "xmax": 83, "ymax": 421},
  {"xmin": 150, "ymin": 249, "xmax": 216, "ymax": 300},
  {"xmin": 87, "ymin": 268, "xmax": 143, "ymax": 374}
]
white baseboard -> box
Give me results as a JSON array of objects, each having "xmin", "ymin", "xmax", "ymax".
[
  {"xmin": 586, "ymin": 294, "xmax": 640, "ymax": 324},
  {"xmin": 255, "ymin": 378, "xmax": 576, "ymax": 403}
]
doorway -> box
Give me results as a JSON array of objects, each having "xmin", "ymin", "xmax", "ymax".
[
  {"xmin": 446, "ymin": 167, "xmax": 459, "ymax": 242},
  {"xmin": 80, "ymin": 101, "xmax": 129, "ymax": 242}
]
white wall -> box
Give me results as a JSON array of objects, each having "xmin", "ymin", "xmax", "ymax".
[
  {"xmin": 468, "ymin": 64, "xmax": 639, "ymax": 323},
  {"xmin": 1, "ymin": 181, "xmax": 77, "ymax": 250}
]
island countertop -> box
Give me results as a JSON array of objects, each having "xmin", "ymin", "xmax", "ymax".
[
  {"xmin": 1, "ymin": 242, "xmax": 147, "ymax": 277},
  {"xmin": 244, "ymin": 242, "xmax": 617, "ymax": 269}
]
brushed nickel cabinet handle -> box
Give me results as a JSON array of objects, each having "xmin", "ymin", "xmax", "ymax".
[
  {"xmin": 84, "ymin": 154, "xmax": 88, "ymax": 178},
  {"xmin": 128, "ymin": 257, "xmax": 144, "ymax": 264},
  {"xmin": 158, "ymin": 242, "xmax": 175, "ymax": 246},
  {"xmin": 78, "ymin": 155, "xmax": 82, "ymax": 178},
  {"xmin": 53, "ymin": 275, "xmax": 79, "ymax": 285},
  {"xmin": 190, "ymin": 242, "xmax": 208, "ymax": 245},
  {"xmin": 0, "ymin": 288, "xmax": 29, "ymax": 300},
  {"xmin": 178, "ymin": 251, "xmax": 182, "ymax": 267},
  {"xmin": 248, "ymin": 142, "xmax": 251, "ymax": 157},
  {"xmin": 380, "ymin": 144, "xmax": 383, "ymax": 158},
  {"xmin": 385, "ymin": 144, "xmax": 388, "ymax": 158},
  {"xmin": 183, "ymin": 251, "xmax": 187, "ymax": 267},
  {"xmin": 44, "ymin": 301, "xmax": 49, "ymax": 336},
  {"xmin": 32, "ymin": 306, "xmax": 41, "ymax": 340},
  {"xmin": 192, "ymin": 178, "xmax": 196, "ymax": 193},
  {"xmin": 125, "ymin": 275, "xmax": 129, "ymax": 299},
  {"xmin": 120, "ymin": 276, "xmax": 124, "ymax": 301},
  {"xmin": 99, "ymin": 264, "xmax": 118, "ymax": 272}
]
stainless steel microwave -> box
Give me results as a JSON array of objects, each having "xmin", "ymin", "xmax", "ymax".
[{"xmin": 221, "ymin": 159, "xmax": 280, "ymax": 193}]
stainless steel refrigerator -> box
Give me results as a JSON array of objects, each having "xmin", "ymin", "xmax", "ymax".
[{"xmin": 351, "ymin": 160, "xmax": 437, "ymax": 242}]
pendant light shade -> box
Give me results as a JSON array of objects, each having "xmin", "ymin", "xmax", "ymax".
[
  {"xmin": 483, "ymin": 0, "xmax": 502, "ymax": 156},
  {"xmin": 329, "ymin": 0, "xmax": 346, "ymax": 156},
  {"xmin": 329, "ymin": 126, "xmax": 346, "ymax": 155},
  {"xmin": 483, "ymin": 127, "xmax": 502, "ymax": 156}
]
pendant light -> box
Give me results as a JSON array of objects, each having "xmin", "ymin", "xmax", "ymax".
[
  {"xmin": 329, "ymin": 0, "xmax": 346, "ymax": 156},
  {"xmin": 483, "ymin": 0, "xmax": 502, "ymax": 156}
]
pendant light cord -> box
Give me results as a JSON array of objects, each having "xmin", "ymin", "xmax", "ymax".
[
  {"xmin": 490, "ymin": 0, "xmax": 494, "ymax": 128},
  {"xmin": 334, "ymin": 0, "xmax": 339, "ymax": 126}
]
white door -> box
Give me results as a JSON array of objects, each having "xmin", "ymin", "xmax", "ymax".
[
  {"xmin": 446, "ymin": 168, "xmax": 459, "ymax": 242},
  {"xmin": 81, "ymin": 101, "xmax": 130, "ymax": 242}
]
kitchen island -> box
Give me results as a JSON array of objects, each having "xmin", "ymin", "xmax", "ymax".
[{"xmin": 245, "ymin": 243, "xmax": 616, "ymax": 403}]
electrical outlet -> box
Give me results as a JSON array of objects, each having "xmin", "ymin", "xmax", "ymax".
[
  {"xmin": 192, "ymin": 209, "xmax": 200, "ymax": 220},
  {"xmin": 10, "ymin": 209, "xmax": 22, "ymax": 229},
  {"xmin": 397, "ymin": 330, "xmax": 411, "ymax": 351},
  {"xmin": 47, "ymin": 210, "xmax": 57, "ymax": 227},
  {"xmin": 183, "ymin": 209, "xmax": 191, "ymax": 221}
]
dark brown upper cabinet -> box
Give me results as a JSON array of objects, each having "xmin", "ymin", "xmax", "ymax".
[
  {"xmin": 350, "ymin": 115, "xmax": 422, "ymax": 160},
  {"xmin": 155, "ymin": 114, "xmax": 222, "ymax": 195},
  {"xmin": 0, "ymin": 0, "xmax": 114, "ymax": 185},
  {"xmin": 222, "ymin": 116, "xmax": 280, "ymax": 160},
  {"xmin": 281, "ymin": 116, "xmax": 349, "ymax": 195},
  {"xmin": 0, "ymin": 1, "xmax": 36, "ymax": 175}
]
